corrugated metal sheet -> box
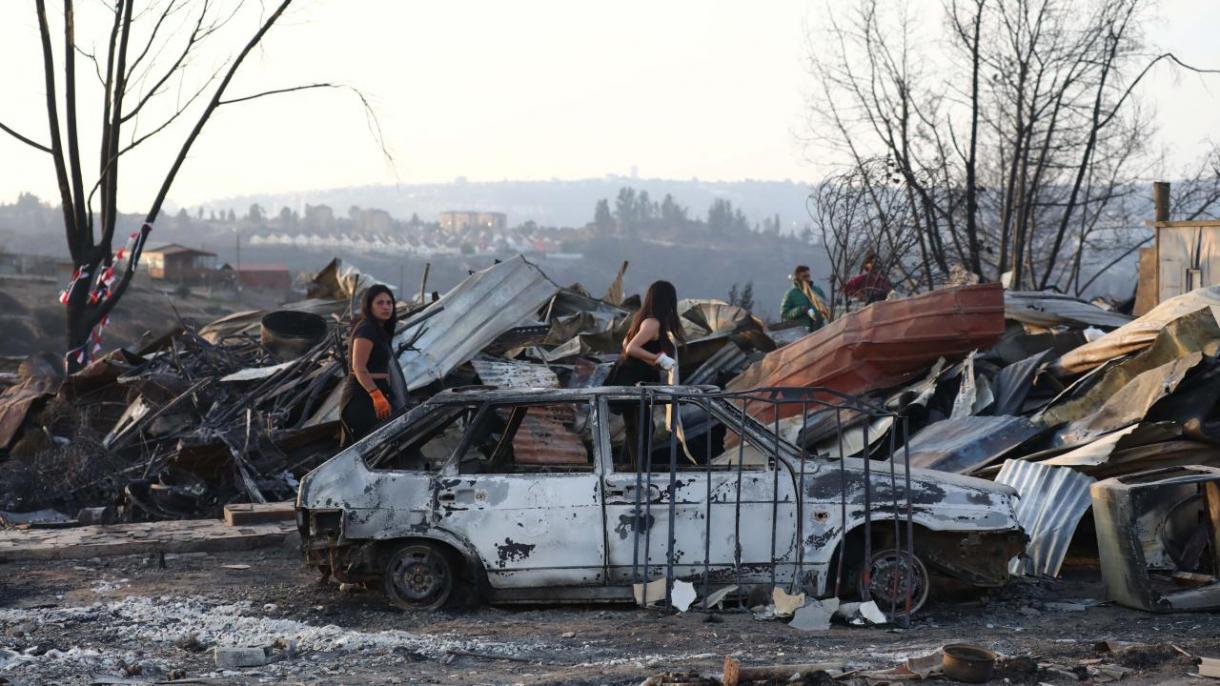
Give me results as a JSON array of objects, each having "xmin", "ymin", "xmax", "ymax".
[
  {"xmin": 1052, "ymin": 352, "xmax": 1203, "ymax": 447},
  {"xmin": 469, "ymin": 359, "xmax": 587, "ymax": 465},
  {"xmin": 727, "ymin": 284, "xmax": 1005, "ymax": 423},
  {"xmin": 1005, "ymin": 291, "xmax": 1133, "ymax": 330},
  {"xmin": 995, "ymin": 458, "xmax": 1095, "ymax": 577},
  {"xmin": 905, "ymin": 415, "xmax": 1042, "ymax": 474},
  {"xmin": 992, "ymin": 349, "xmax": 1050, "ymax": 415},
  {"xmin": 1056, "ymin": 285, "xmax": 1220, "ymax": 374},
  {"xmin": 686, "ymin": 340, "xmax": 749, "ymax": 386},
  {"xmin": 1040, "ymin": 307, "xmax": 1220, "ymax": 428},
  {"xmin": 396, "ymin": 256, "xmax": 559, "ymax": 390},
  {"xmin": 470, "ymin": 359, "xmax": 560, "ymax": 389}
]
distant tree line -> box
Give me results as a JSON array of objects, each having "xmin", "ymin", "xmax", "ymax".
[{"xmin": 591, "ymin": 186, "xmax": 797, "ymax": 238}]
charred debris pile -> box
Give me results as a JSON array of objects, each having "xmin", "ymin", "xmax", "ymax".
[
  {"xmin": 3, "ymin": 254, "xmax": 1220, "ymax": 609},
  {"xmin": 0, "ymin": 256, "xmax": 774, "ymax": 523}
]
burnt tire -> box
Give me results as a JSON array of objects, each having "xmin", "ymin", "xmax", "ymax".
[
  {"xmin": 383, "ymin": 543, "xmax": 455, "ymax": 611},
  {"xmin": 856, "ymin": 548, "xmax": 930, "ymax": 618}
]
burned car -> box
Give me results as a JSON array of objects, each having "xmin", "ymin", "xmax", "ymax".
[{"xmin": 297, "ymin": 386, "xmax": 1024, "ymax": 614}]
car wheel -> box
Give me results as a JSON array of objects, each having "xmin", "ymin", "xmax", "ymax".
[
  {"xmin": 857, "ymin": 548, "xmax": 930, "ymax": 617},
  {"xmin": 383, "ymin": 543, "xmax": 455, "ymax": 611}
]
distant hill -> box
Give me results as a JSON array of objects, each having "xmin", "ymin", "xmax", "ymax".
[{"xmin": 205, "ymin": 177, "xmax": 815, "ymax": 230}]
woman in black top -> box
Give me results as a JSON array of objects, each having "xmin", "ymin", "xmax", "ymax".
[
  {"xmin": 340, "ymin": 284, "xmax": 401, "ymax": 445},
  {"xmin": 613, "ymin": 280, "xmax": 685, "ymax": 467}
]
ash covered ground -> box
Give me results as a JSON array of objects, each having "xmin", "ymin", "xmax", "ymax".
[{"xmin": 0, "ymin": 545, "xmax": 1215, "ymax": 685}]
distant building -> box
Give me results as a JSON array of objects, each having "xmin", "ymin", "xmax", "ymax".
[
  {"xmin": 439, "ymin": 211, "xmax": 507, "ymax": 233},
  {"xmin": 224, "ymin": 263, "xmax": 292, "ymax": 290},
  {"xmin": 142, "ymin": 243, "xmax": 217, "ymax": 283},
  {"xmin": 304, "ymin": 204, "xmax": 337, "ymax": 232}
]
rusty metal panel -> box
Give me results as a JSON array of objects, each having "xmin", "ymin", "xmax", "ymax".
[
  {"xmin": 469, "ymin": 360, "xmax": 587, "ymax": 465},
  {"xmin": 506, "ymin": 404, "xmax": 590, "ymax": 465},
  {"xmin": 995, "ymin": 459, "xmax": 1095, "ymax": 577},
  {"xmin": 396, "ymin": 256, "xmax": 559, "ymax": 390},
  {"xmin": 726, "ymin": 284, "xmax": 1005, "ymax": 422}
]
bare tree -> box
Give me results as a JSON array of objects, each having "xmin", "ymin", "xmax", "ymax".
[
  {"xmin": 811, "ymin": 158, "xmax": 925, "ymax": 314},
  {"xmin": 805, "ymin": 0, "xmax": 1220, "ymax": 297},
  {"xmin": 0, "ymin": 1, "xmax": 382, "ymax": 370}
]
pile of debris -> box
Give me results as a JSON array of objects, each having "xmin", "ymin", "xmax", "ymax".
[
  {"xmin": 0, "ymin": 264, "xmax": 367, "ymax": 521},
  {"xmin": 3, "ymin": 250, "xmax": 1218, "ymax": 612},
  {"xmin": 0, "ymin": 256, "xmax": 778, "ymax": 523},
  {"xmin": 726, "ymin": 280, "xmax": 1220, "ymax": 612}
]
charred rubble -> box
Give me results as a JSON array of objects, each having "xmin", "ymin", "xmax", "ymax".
[{"xmin": 2, "ymin": 254, "xmax": 1220, "ymax": 609}]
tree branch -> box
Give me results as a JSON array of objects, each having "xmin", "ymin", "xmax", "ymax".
[
  {"xmin": 64, "ymin": 0, "xmax": 92, "ymax": 243},
  {"xmin": 34, "ymin": 0, "xmax": 80, "ymax": 259},
  {"xmin": 0, "ymin": 120, "xmax": 52, "ymax": 153},
  {"xmin": 217, "ymin": 82, "xmax": 336, "ymax": 106},
  {"xmin": 87, "ymin": 59, "xmax": 226, "ymax": 210},
  {"xmin": 123, "ymin": 0, "xmax": 182, "ymax": 81},
  {"xmin": 120, "ymin": 0, "xmax": 213, "ymax": 124},
  {"xmin": 1099, "ymin": 53, "xmax": 1220, "ymax": 130},
  {"xmin": 94, "ymin": 0, "xmax": 123, "ymax": 229},
  {"xmin": 100, "ymin": 0, "xmax": 134, "ymax": 255},
  {"xmin": 100, "ymin": 0, "xmax": 299, "ymax": 325}
]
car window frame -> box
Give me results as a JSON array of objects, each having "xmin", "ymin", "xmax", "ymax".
[
  {"xmin": 361, "ymin": 401, "xmax": 477, "ymax": 471},
  {"xmin": 597, "ymin": 394, "xmax": 793, "ymax": 476},
  {"xmin": 441, "ymin": 396, "xmax": 602, "ymax": 477}
]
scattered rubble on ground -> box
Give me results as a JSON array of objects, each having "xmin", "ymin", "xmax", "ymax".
[{"xmin": 5, "ymin": 251, "xmax": 1220, "ymax": 683}]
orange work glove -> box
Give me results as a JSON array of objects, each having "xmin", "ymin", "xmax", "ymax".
[{"xmin": 369, "ymin": 388, "xmax": 392, "ymax": 420}]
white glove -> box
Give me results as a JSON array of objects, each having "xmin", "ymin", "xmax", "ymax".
[
  {"xmin": 807, "ymin": 308, "xmax": 817, "ymax": 319},
  {"xmin": 655, "ymin": 353, "xmax": 676, "ymax": 371}
]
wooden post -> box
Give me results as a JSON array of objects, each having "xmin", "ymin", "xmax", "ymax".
[
  {"xmin": 1153, "ymin": 182, "xmax": 1170, "ymax": 223},
  {"xmin": 418, "ymin": 262, "xmax": 431, "ymax": 304}
]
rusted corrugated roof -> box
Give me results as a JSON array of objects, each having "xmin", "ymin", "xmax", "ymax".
[
  {"xmin": 397, "ymin": 256, "xmax": 559, "ymax": 391},
  {"xmin": 995, "ymin": 458, "xmax": 1095, "ymax": 577},
  {"xmin": 726, "ymin": 284, "xmax": 1005, "ymax": 422},
  {"xmin": 469, "ymin": 359, "xmax": 587, "ymax": 465}
]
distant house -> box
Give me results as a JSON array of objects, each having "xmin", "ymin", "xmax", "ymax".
[
  {"xmin": 221, "ymin": 263, "xmax": 292, "ymax": 290},
  {"xmin": 439, "ymin": 211, "xmax": 507, "ymax": 233},
  {"xmin": 142, "ymin": 243, "xmax": 217, "ymax": 283}
]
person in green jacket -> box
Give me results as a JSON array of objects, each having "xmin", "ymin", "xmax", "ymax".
[{"xmin": 780, "ymin": 265, "xmax": 830, "ymax": 331}]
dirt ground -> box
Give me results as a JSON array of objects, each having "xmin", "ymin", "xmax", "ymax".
[{"xmin": 0, "ymin": 544, "xmax": 1216, "ymax": 686}]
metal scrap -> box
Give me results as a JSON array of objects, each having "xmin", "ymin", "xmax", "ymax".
[
  {"xmin": 1092, "ymin": 465, "xmax": 1220, "ymax": 612},
  {"xmin": 995, "ymin": 458, "xmax": 1096, "ymax": 577},
  {"xmin": 904, "ymin": 416, "xmax": 1042, "ymax": 474}
]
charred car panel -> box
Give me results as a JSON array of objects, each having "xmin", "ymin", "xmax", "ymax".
[{"xmin": 297, "ymin": 386, "xmax": 1023, "ymax": 610}]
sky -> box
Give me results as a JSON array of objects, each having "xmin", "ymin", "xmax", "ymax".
[{"xmin": 0, "ymin": 0, "xmax": 1218, "ymax": 212}]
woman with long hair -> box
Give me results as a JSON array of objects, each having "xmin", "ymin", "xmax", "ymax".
[
  {"xmin": 340, "ymin": 284, "xmax": 407, "ymax": 445},
  {"xmin": 611, "ymin": 280, "xmax": 685, "ymax": 467}
]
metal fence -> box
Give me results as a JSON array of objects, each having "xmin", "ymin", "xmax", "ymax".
[{"xmin": 622, "ymin": 385, "xmax": 917, "ymax": 624}]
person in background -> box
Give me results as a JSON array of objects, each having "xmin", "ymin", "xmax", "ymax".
[
  {"xmin": 843, "ymin": 253, "xmax": 893, "ymax": 304},
  {"xmin": 780, "ymin": 264, "xmax": 830, "ymax": 331},
  {"xmin": 611, "ymin": 280, "xmax": 685, "ymax": 468},
  {"xmin": 340, "ymin": 284, "xmax": 407, "ymax": 446}
]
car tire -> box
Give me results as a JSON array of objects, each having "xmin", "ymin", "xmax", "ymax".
[
  {"xmin": 856, "ymin": 547, "xmax": 930, "ymax": 618},
  {"xmin": 383, "ymin": 542, "xmax": 455, "ymax": 611}
]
